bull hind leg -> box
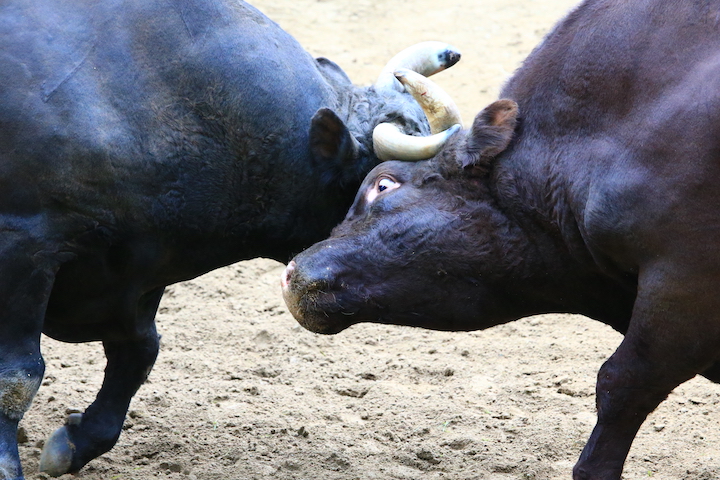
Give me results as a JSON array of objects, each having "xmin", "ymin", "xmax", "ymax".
[
  {"xmin": 0, "ymin": 238, "xmax": 57, "ymax": 480},
  {"xmin": 572, "ymin": 267, "xmax": 720, "ymax": 480},
  {"xmin": 39, "ymin": 287, "xmax": 163, "ymax": 477}
]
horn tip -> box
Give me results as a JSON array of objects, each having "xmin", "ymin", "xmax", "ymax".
[{"xmin": 441, "ymin": 48, "xmax": 462, "ymax": 69}]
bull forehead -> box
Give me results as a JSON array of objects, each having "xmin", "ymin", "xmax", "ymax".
[
  {"xmin": 342, "ymin": 159, "xmax": 478, "ymax": 231},
  {"xmin": 346, "ymin": 86, "xmax": 430, "ymax": 135}
]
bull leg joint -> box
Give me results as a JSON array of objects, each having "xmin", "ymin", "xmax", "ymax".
[{"xmin": 0, "ymin": 372, "xmax": 42, "ymax": 421}]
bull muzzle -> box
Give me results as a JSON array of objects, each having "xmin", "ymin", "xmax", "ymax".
[{"xmin": 281, "ymin": 260, "xmax": 354, "ymax": 335}]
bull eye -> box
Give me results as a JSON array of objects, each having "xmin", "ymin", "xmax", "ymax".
[
  {"xmin": 366, "ymin": 175, "xmax": 400, "ymax": 204},
  {"xmin": 377, "ymin": 177, "xmax": 396, "ymax": 192}
]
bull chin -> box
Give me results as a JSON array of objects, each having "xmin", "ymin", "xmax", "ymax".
[
  {"xmin": 294, "ymin": 311, "xmax": 353, "ymax": 335},
  {"xmin": 301, "ymin": 317, "xmax": 351, "ymax": 335},
  {"xmin": 281, "ymin": 289, "xmax": 353, "ymax": 335}
]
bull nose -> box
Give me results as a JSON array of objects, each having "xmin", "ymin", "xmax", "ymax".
[{"xmin": 281, "ymin": 261, "xmax": 296, "ymax": 290}]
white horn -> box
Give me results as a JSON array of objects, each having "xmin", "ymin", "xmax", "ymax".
[
  {"xmin": 376, "ymin": 41, "xmax": 461, "ymax": 92},
  {"xmin": 394, "ymin": 68, "xmax": 463, "ymax": 134},
  {"xmin": 373, "ymin": 123, "xmax": 461, "ymax": 161}
]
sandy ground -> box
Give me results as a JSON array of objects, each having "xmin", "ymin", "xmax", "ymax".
[{"xmin": 19, "ymin": 1, "xmax": 720, "ymax": 479}]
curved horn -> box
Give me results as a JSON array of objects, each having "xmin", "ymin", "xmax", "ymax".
[
  {"xmin": 373, "ymin": 123, "xmax": 461, "ymax": 161},
  {"xmin": 376, "ymin": 41, "xmax": 461, "ymax": 92},
  {"xmin": 372, "ymin": 68, "xmax": 463, "ymax": 161},
  {"xmin": 394, "ymin": 68, "xmax": 463, "ymax": 134}
]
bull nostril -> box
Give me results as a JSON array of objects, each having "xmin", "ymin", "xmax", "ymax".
[{"xmin": 281, "ymin": 261, "xmax": 296, "ymax": 289}]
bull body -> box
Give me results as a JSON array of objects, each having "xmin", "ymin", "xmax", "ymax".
[
  {"xmin": 282, "ymin": 1, "xmax": 720, "ymax": 478},
  {"xmin": 0, "ymin": 1, "xmax": 456, "ymax": 478}
]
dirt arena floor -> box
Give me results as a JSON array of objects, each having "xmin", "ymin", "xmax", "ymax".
[{"xmin": 19, "ymin": 1, "xmax": 720, "ymax": 479}]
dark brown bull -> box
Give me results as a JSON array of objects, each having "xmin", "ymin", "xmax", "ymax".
[{"xmin": 281, "ymin": 0, "xmax": 720, "ymax": 478}]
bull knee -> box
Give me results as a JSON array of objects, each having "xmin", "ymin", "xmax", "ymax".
[
  {"xmin": 0, "ymin": 361, "xmax": 44, "ymax": 421},
  {"xmin": 595, "ymin": 356, "xmax": 675, "ymax": 421}
]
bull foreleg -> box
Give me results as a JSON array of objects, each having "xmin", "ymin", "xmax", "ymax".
[
  {"xmin": 0, "ymin": 243, "xmax": 55, "ymax": 480},
  {"xmin": 0, "ymin": 354, "xmax": 44, "ymax": 480},
  {"xmin": 572, "ymin": 270, "xmax": 720, "ymax": 480},
  {"xmin": 39, "ymin": 288, "xmax": 163, "ymax": 477},
  {"xmin": 571, "ymin": 349, "xmax": 687, "ymax": 480}
]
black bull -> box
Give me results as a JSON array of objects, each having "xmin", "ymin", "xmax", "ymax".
[
  {"xmin": 283, "ymin": 0, "xmax": 720, "ymax": 479},
  {"xmin": 0, "ymin": 0, "xmax": 463, "ymax": 478}
]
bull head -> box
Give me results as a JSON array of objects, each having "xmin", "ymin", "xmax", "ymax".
[{"xmin": 308, "ymin": 42, "xmax": 462, "ymax": 187}]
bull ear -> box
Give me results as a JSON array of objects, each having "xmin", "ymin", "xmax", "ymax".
[
  {"xmin": 315, "ymin": 57, "xmax": 352, "ymax": 86},
  {"xmin": 309, "ymin": 108, "xmax": 361, "ymax": 178},
  {"xmin": 459, "ymin": 99, "xmax": 518, "ymax": 170}
]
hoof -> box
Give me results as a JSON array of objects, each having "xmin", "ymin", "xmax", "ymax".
[{"xmin": 39, "ymin": 414, "xmax": 81, "ymax": 477}]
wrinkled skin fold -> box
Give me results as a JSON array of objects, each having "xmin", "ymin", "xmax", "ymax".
[{"xmin": 283, "ymin": 1, "xmax": 720, "ymax": 479}]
